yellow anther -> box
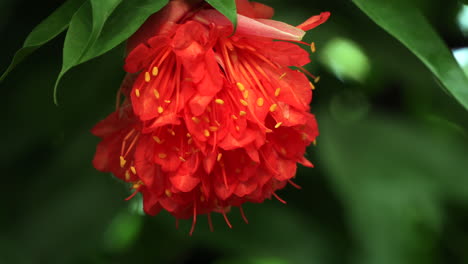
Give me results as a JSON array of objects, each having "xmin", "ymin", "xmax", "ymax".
[
  {"xmin": 236, "ymin": 125, "xmax": 240, "ymax": 131},
  {"xmin": 275, "ymin": 88, "xmax": 281, "ymax": 97},
  {"xmin": 215, "ymin": 99, "xmax": 225, "ymax": 105},
  {"xmin": 158, "ymin": 153, "xmax": 167, "ymax": 159},
  {"xmin": 269, "ymin": 103, "xmax": 278, "ymax": 112},
  {"xmin": 203, "ymin": 116, "xmax": 210, "ymax": 123},
  {"xmin": 165, "ymin": 189, "xmax": 172, "ymax": 197},
  {"xmin": 152, "ymin": 66, "xmax": 159, "ymax": 76},
  {"xmin": 125, "ymin": 170, "xmax": 131, "ymax": 181},
  {"xmin": 217, "ymin": 153, "xmax": 222, "ymax": 162},
  {"xmin": 130, "ymin": 166, "xmax": 137, "ymax": 174},
  {"xmin": 186, "ymin": 133, "xmax": 192, "ymax": 138},
  {"xmin": 243, "ymin": 90, "xmax": 249, "ymax": 99},
  {"xmin": 188, "ymin": 138, "xmax": 193, "ymax": 145},
  {"xmin": 275, "ymin": 122, "xmax": 283, "ymax": 129},
  {"xmin": 309, "ymin": 81, "xmax": 315, "ymax": 90},
  {"xmin": 240, "ymin": 99, "xmax": 248, "ymax": 106},
  {"xmin": 301, "ymin": 133, "xmax": 308, "ymax": 141},
  {"xmin": 256, "ymin": 97, "xmax": 264, "ymax": 107},
  {"xmin": 179, "ymin": 156, "xmax": 186, "ymax": 162},
  {"xmin": 311, "ymin": 42, "xmax": 316, "ymax": 53},
  {"xmin": 192, "ymin": 116, "xmax": 201, "ymax": 124},
  {"xmin": 313, "ymin": 139, "xmax": 317, "ymax": 146},
  {"xmin": 119, "ymin": 156, "xmax": 126, "ymax": 168},
  {"xmin": 153, "ymin": 89, "xmax": 160, "ymax": 99},
  {"xmin": 164, "ymin": 100, "xmax": 171, "ymax": 103},
  {"xmin": 209, "ymin": 126, "xmax": 219, "ymax": 132},
  {"xmin": 145, "ymin": 72, "xmax": 150, "ymax": 82},
  {"xmin": 232, "ymin": 115, "xmax": 238, "ymax": 120},
  {"xmin": 236, "ymin": 82, "xmax": 245, "ymax": 91},
  {"xmin": 314, "ymin": 76, "xmax": 321, "ymax": 83},
  {"xmin": 135, "ymin": 89, "xmax": 140, "ymax": 97},
  {"xmin": 168, "ymin": 129, "xmax": 175, "ymax": 136},
  {"xmin": 280, "ymin": 147, "xmax": 287, "ymax": 155},
  {"xmin": 153, "ymin": 136, "xmax": 163, "ymax": 144},
  {"xmin": 132, "ymin": 182, "xmax": 142, "ymax": 189},
  {"xmin": 204, "ymin": 129, "xmax": 210, "ymax": 137},
  {"xmin": 279, "ymin": 72, "xmax": 287, "ymax": 80},
  {"xmin": 158, "ymin": 106, "xmax": 164, "ymax": 114}
]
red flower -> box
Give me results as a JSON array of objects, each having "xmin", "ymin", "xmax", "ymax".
[{"xmin": 92, "ymin": 0, "xmax": 329, "ymax": 234}]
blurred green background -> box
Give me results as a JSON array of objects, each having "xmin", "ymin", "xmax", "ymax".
[{"xmin": 1, "ymin": 0, "xmax": 468, "ymax": 263}]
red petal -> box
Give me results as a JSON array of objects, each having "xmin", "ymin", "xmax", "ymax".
[{"xmin": 296, "ymin": 12, "xmax": 331, "ymax": 31}]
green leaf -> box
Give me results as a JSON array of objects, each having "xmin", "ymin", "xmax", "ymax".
[
  {"xmin": 352, "ymin": 0, "xmax": 468, "ymax": 111},
  {"xmin": 53, "ymin": 0, "xmax": 169, "ymax": 104},
  {"xmin": 82, "ymin": 0, "xmax": 169, "ymax": 62},
  {"xmin": 54, "ymin": 0, "xmax": 122, "ymax": 104},
  {"xmin": 205, "ymin": 0, "xmax": 237, "ymax": 31},
  {"xmin": 0, "ymin": 0, "xmax": 86, "ymax": 82},
  {"xmin": 319, "ymin": 114, "xmax": 468, "ymax": 264}
]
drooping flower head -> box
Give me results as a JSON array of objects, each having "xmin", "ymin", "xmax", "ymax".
[{"xmin": 92, "ymin": 0, "xmax": 329, "ymax": 234}]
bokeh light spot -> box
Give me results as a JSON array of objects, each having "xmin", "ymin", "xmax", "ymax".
[{"xmin": 319, "ymin": 38, "xmax": 371, "ymax": 82}]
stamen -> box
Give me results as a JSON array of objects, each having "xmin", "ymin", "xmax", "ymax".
[
  {"xmin": 158, "ymin": 106, "xmax": 164, "ymax": 114},
  {"xmin": 164, "ymin": 100, "xmax": 171, "ymax": 103},
  {"xmin": 240, "ymin": 99, "xmax": 248, "ymax": 106},
  {"xmin": 135, "ymin": 89, "xmax": 140, "ymax": 97},
  {"xmin": 192, "ymin": 117, "xmax": 201, "ymax": 124},
  {"xmin": 239, "ymin": 206, "xmax": 249, "ymax": 224},
  {"xmin": 168, "ymin": 129, "xmax": 175, "ymax": 136},
  {"xmin": 256, "ymin": 98, "xmax": 264, "ymax": 107},
  {"xmin": 269, "ymin": 104, "xmax": 278, "ymax": 112},
  {"xmin": 236, "ymin": 82, "xmax": 245, "ymax": 91},
  {"xmin": 313, "ymin": 139, "xmax": 317, "ymax": 146},
  {"xmin": 275, "ymin": 122, "xmax": 283, "ymax": 129},
  {"xmin": 153, "ymin": 89, "xmax": 160, "ymax": 99},
  {"xmin": 288, "ymin": 180, "xmax": 302, "ymax": 189},
  {"xmin": 204, "ymin": 129, "xmax": 210, "ymax": 137},
  {"xmin": 314, "ymin": 76, "xmax": 321, "ymax": 83},
  {"xmin": 158, "ymin": 153, "xmax": 167, "ymax": 159},
  {"xmin": 207, "ymin": 213, "xmax": 214, "ymax": 232},
  {"xmin": 186, "ymin": 133, "xmax": 192, "ymax": 138},
  {"xmin": 189, "ymin": 203, "xmax": 197, "ymax": 236},
  {"xmin": 215, "ymin": 99, "xmax": 225, "ymax": 105},
  {"xmin": 165, "ymin": 189, "xmax": 172, "ymax": 197},
  {"xmin": 152, "ymin": 66, "xmax": 159, "ymax": 76},
  {"xmin": 279, "ymin": 72, "xmax": 287, "ymax": 80},
  {"xmin": 119, "ymin": 156, "xmax": 126, "ymax": 168},
  {"xmin": 239, "ymin": 111, "xmax": 247, "ymax": 116},
  {"xmin": 243, "ymin": 90, "xmax": 249, "ymax": 99},
  {"xmin": 125, "ymin": 170, "xmax": 131, "ymax": 181},
  {"xmin": 145, "ymin": 72, "xmax": 150, "ymax": 82},
  {"xmin": 236, "ymin": 125, "xmax": 240, "ymax": 131},
  {"xmin": 309, "ymin": 81, "xmax": 315, "ymax": 90},
  {"xmin": 130, "ymin": 166, "xmax": 137, "ymax": 174},
  {"xmin": 231, "ymin": 115, "xmax": 238, "ymax": 120},
  {"xmin": 179, "ymin": 156, "xmax": 186, "ymax": 162},
  {"xmin": 209, "ymin": 126, "xmax": 219, "ymax": 132},
  {"xmin": 311, "ymin": 42, "xmax": 316, "ymax": 53},
  {"xmin": 217, "ymin": 153, "xmax": 222, "ymax": 162},
  {"xmin": 153, "ymin": 136, "xmax": 164, "ymax": 144},
  {"xmin": 275, "ymin": 88, "xmax": 281, "ymax": 97},
  {"xmin": 222, "ymin": 211, "xmax": 233, "ymax": 229},
  {"xmin": 272, "ymin": 192, "xmax": 287, "ymax": 204}
]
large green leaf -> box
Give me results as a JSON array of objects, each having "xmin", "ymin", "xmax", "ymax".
[
  {"xmin": 352, "ymin": 0, "xmax": 468, "ymax": 111},
  {"xmin": 205, "ymin": 0, "xmax": 237, "ymax": 30},
  {"xmin": 319, "ymin": 114, "xmax": 468, "ymax": 264},
  {"xmin": 0, "ymin": 0, "xmax": 85, "ymax": 82},
  {"xmin": 54, "ymin": 0, "xmax": 122, "ymax": 104},
  {"xmin": 54, "ymin": 0, "xmax": 169, "ymax": 104}
]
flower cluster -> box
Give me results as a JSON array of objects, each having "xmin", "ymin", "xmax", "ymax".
[{"xmin": 92, "ymin": 0, "xmax": 329, "ymax": 234}]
